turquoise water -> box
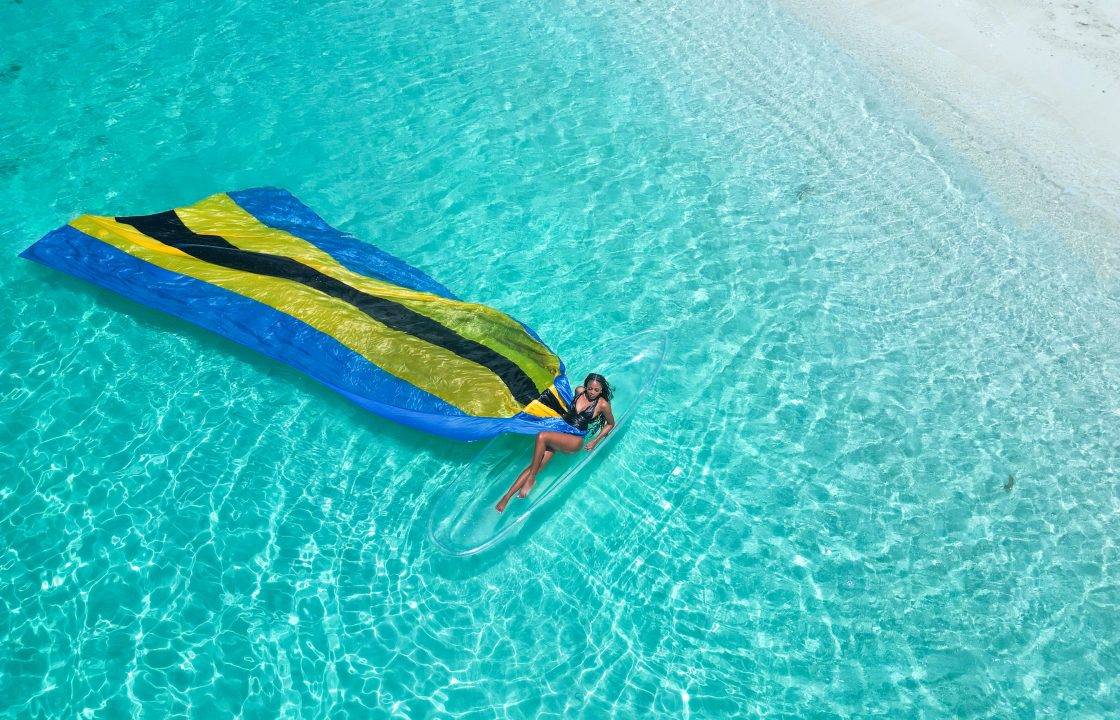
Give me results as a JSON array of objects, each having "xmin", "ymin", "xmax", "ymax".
[{"xmin": 3, "ymin": 0, "xmax": 1120, "ymax": 715}]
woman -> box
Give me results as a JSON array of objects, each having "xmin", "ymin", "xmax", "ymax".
[{"xmin": 495, "ymin": 373, "xmax": 616, "ymax": 513}]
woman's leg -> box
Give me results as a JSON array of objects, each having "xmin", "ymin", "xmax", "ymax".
[
  {"xmin": 496, "ymin": 450, "xmax": 554, "ymax": 513},
  {"xmin": 518, "ymin": 432, "xmax": 584, "ymax": 497},
  {"xmin": 495, "ymin": 432, "xmax": 583, "ymax": 512},
  {"xmin": 517, "ymin": 449, "xmax": 553, "ymax": 498}
]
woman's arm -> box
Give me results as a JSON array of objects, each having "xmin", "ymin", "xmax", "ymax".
[{"xmin": 585, "ymin": 401, "xmax": 615, "ymax": 451}]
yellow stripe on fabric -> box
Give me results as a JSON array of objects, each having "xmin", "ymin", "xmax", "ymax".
[
  {"xmin": 70, "ymin": 218, "xmax": 193, "ymax": 258},
  {"xmin": 69, "ymin": 214, "xmax": 525, "ymax": 417},
  {"xmin": 522, "ymin": 401, "xmax": 561, "ymax": 419},
  {"xmin": 522, "ymin": 386, "xmax": 567, "ymax": 418},
  {"xmin": 176, "ymin": 194, "xmax": 561, "ymax": 393}
]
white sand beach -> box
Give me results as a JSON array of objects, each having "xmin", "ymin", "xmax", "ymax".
[{"xmin": 779, "ymin": 0, "xmax": 1120, "ymax": 275}]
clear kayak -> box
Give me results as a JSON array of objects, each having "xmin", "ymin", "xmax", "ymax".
[{"xmin": 428, "ymin": 329, "xmax": 669, "ymax": 556}]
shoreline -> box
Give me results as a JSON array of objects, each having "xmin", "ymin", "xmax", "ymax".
[{"xmin": 777, "ymin": 0, "xmax": 1120, "ymax": 278}]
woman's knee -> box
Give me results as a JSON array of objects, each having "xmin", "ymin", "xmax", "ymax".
[{"xmin": 549, "ymin": 435, "xmax": 582, "ymax": 453}]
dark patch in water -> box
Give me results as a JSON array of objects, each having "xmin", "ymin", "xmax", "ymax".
[
  {"xmin": 0, "ymin": 63, "xmax": 20, "ymax": 82},
  {"xmin": 796, "ymin": 183, "xmax": 814, "ymax": 202},
  {"xmin": 1003, "ymin": 474, "xmax": 1015, "ymax": 492},
  {"xmin": 0, "ymin": 157, "xmax": 19, "ymax": 179}
]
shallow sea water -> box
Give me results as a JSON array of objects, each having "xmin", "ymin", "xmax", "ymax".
[{"xmin": 3, "ymin": 0, "xmax": 1120, "ymax": 717}]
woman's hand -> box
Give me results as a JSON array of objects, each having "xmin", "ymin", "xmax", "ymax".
[{"xmin": 584, "ymin": 439, "xmax": 599, "ymax": 452}]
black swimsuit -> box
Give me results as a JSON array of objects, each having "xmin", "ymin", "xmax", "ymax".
[{"xmin": 563, "ymin": 390, "xmax": 599, "ymax": 434}]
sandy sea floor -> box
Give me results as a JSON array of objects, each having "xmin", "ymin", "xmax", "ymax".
[{"xmin": 778, "ymin": 0, "xmax": 1120, "ymax": 278}]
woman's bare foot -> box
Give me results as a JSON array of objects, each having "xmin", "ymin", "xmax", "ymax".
[
  {"xmin": 497, "ymin": 468, "xmax": 532, "ymax": 513},
  {"xmin": 517, "ymin": 474, "xmax": 537, "ymax": 498}
]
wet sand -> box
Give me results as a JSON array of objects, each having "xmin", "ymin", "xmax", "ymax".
[{"xmin": 779, "ymin": 0, "xmax": 1120, "ymax": 276}]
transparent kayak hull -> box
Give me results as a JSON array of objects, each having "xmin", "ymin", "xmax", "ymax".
[{"xmin": 428, "ymin": 329, "xmax": 669, "ymax": 556}]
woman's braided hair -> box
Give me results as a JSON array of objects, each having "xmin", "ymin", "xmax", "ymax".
[
  {"xmin": 583, "ymin": 373, "xmax": 613, "ymax": 401},
  {"xmin": 583, "ymin": 373, "xmax": 613, "ymax": 436}
]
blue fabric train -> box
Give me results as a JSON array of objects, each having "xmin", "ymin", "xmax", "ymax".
[{"xmin": 20, "ymin": 188, "xmax": 581, "ymax": 441}]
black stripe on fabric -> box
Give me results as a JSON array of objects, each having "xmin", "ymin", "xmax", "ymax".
[
  {"xmin": 536, "ymin": 387, "xmax": 568, "ymax": 416},
  {"xmin": 116, "ymin": 211, "xmax": 541, "ymax": 405}
]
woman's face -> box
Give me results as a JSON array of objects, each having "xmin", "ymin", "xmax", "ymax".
[{"xmin": 584, "ymin": 380, "xmax": 603, "ymax": 399}]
